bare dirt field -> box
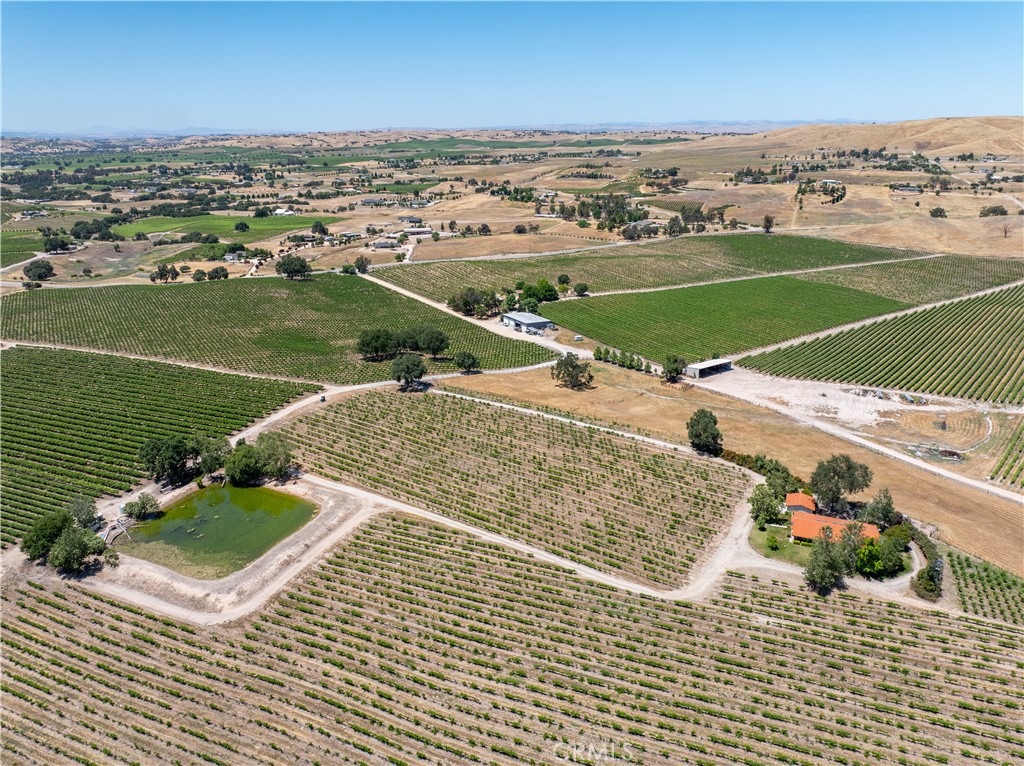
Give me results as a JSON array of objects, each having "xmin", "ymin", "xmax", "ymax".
[{"xmin": 441, "ymin": 364, "xmax": 1024, "ymax": 576}]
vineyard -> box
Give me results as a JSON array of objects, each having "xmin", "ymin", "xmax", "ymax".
[
  {"xmin": 795, "ymin": 254, "xmax": 1024, "ymax": 305},
  {"xmin": 2, "ymin": 515, "xmax": 1021, "ymax": 765},
  {"xmin": 110, "ymin": 214, "xmax": 342, "ymax": 244},
  {"xmin": 742, "ymin": 285, "xmax": 1024, "ymax": 404},
  {"xmin": 948, "ymin": 550, "xmax": 1024, "ymax": 625},
  {"xmin": 990, "ymin": 422, "xmax": 1024, "ymax": 488},
  {"xmin": 285, "ymin": 390, "xmax": 750, "ymax": 586},
  {"xmin": 0, "ymin": 347, "xmax": 317, "ymax": 543},
  {"xmin": 0, "ymin": 275, "xmax": 554, "ymax": 382},
  {"xmin": 379, "ymin": 234, "xmax": 919, "ymax": 301},
  {"xmin": 0, "ymin": 230, "xmax": 43, "ymax": 268},
  {"xmin": 540, "ymin": 276, "xmax": 907, "ymax": 363}
]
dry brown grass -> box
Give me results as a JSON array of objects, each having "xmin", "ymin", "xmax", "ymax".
[{"xmin": 442, "ymin": 365, "xmax": 1024, "ymax": 576}]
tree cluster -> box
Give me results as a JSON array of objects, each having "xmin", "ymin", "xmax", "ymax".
[
  {"xmin": 356, "ymin": 325, "xmax": 450, "ymax": 361},
  {"xmin": 23, "ymin": 259, "xmax": 55, "ymax": 281},
  {"xmin": 687, "ymin": 409, "xmax": 722, "ymax": 455},
  {"xmin": 224, "ymin": 432, "xmax": 295, "ymax": 486},
  {"xmin": 276, "ymin": 254, "xmax": 312, "ymax": 280},
  {"xmin": 810, "ymin": 454, "xmax": 873, "ymax": 515},
  {"xmin": 551, "ymin": 353, "xmax": 593, "ymax": 390},
  {"xmin": 138, "ymin": 433, "xmax": 231, "ymax": 486},
  {"xmin": 20, "ymin": 496, "xmax": 114, "ymax": 575}
]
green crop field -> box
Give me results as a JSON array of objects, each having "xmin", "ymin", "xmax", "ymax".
[
  {"xmin": 378, "ymin": 234, "xmax": 922, "ymax": 302},
  {"xmin": 540, "ymin": 276, "xmax": 908, "ymax": 362},
  {"xmin": 0, "ymin": 274, "xmax": 554, "ymax": 382},
  {"xmin": 742, "ymin": 285, "xmax": 1024, "ymax": 404},
  {"xmin": 0, "ymin": 231, "xmax": 44, "ymax": 268},
  {"xmin": 0, "ymin": 347, "xmax": 317, "ymax": 544},
  {"xmin": 795, "ymin": 254, "xmax": 1024, "ymax": 305},
  {"xmin": 948, "ymin": 551, "xmax": 1024, "ymax": 625},
  {"xmin": 286, "ymin": 390, "xmax": 749, "ymax": 586},
  {"xmin": 990, "ymin": 422, "xmax": 1024, "ymax": 488},
  {"xmin": 111, "ymin": 214, "xmax": 341, "ymax": 244},
  {"xmin": 2, "ymin": 518, "xmax": 1021, "ymax": 765}
]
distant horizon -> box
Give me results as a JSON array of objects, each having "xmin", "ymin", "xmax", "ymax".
[
  {"xmin": 3, "ymin": 117, "xmax": 867, "ymax": 140},
  {"xmin": 3, "ymin": 2, "xmax": 1021, "ymax": 134},
  {"xmin": 8, "ymin": 115, "xmax": 1021, "ymax": 142}
]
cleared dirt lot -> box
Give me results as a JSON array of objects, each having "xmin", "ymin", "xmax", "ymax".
[{"xmin": 442, "ymin": 364, "xmax": 1024, "ymax": 576}]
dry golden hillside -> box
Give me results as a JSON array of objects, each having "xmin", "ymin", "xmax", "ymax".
[{"xmin": 750, "ymin": 116, "xmax": 1024, "ymax": 157}]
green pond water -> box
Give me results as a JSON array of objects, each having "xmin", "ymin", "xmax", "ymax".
[{"xmin": 119, "ymin": 485, "xmax": 316, "ymax": 579}]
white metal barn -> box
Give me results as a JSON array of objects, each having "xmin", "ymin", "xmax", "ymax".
[
  {"xmin": 500, "ymin": 312, "xmax": 554, "ymax": 332},
  {"xmin": 685, "ymin": 359, "xmax": 733, "ymax": 379}
]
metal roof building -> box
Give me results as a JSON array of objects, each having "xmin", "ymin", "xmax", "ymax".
[
  {"xmin": 500, "ymin": 312, "xmax": 554, "ymax": 332},
  {"xmin": 685, "ymin": 359, "xmax": 732, "ymax": 379}
]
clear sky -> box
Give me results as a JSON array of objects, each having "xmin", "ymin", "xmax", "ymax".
[{"xmin": 2, "ymin": 1, "xmax": 1022, "ymax": 133}]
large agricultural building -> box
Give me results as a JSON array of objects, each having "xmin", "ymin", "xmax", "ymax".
[
  {"xmin": 500, "ymin": 311, "xmax": 555, "ymax": 332},
  {"xmin": 686, "ymin": 358, "xmax": 732, "ymax": 379}
]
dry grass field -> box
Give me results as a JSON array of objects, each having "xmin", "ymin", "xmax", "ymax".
[{"xmin": 442, "ymin": 365, "xmax": 1024, "ymax": 576}]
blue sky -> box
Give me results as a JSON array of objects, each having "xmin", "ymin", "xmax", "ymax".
[{"xmin": 2, "ymin": 2, "xmax": 1022, "ymax": 133}]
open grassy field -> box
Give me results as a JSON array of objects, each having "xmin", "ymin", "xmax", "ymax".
[
  {"xmin": 111, "ymin": 214, "xmax": 342, "ymax": 244},
  {"xmin": 0, "ymin": 274, "xmax": 554, "ymax": 382},
  {"xmin": 541, "ymin": 276, "xmax": 908, "ymax": 362},
  {"xmin": 742, "ymin": 284, "xmax": 1024, "ymax": 404},
  {"xmin": 380, "ymin": 233, "xmax": 922, "ymax": 301},
  {"xmin": 2, "ymin": 516, "xmax": 1021, "ymax": 765},
  {"xmin": 795, "ymin": 254, "xmax": 1024, "ymax": 304},
  {"xmin": 285, "ymin": 389, "xmax": 749, "ymax": 586},
  {"xmin": 0, "ymin": 347, "xmax": 317, "ymax": 544},
  {"xmin": 0, "ymin": 231, "xmax": 43, "ymax": 268},
  {"xmin": 440, "ymin": 365, "xmax": 1024, "ymax": 576}
]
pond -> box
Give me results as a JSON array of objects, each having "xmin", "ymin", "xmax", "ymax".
[{"xmin": 117, "ymin": 484, "xmax": 316, "ymax": 579}]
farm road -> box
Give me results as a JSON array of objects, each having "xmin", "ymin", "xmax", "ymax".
[
  {"xmin": 21, "ymin": 469, "xmax": 940, "ymax": 628},
  {"xmin": 358, "ymin": 271, "xmax": 591, "ymax": 358}
]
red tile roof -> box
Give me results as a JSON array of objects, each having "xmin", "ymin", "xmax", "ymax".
[
  {"xmin": 785, "ymin": 493, "xmax": 816, "ymax": 512},
  {"xmin": 790, "ymin": 511, "xmax": 881, "ymax": 542}
]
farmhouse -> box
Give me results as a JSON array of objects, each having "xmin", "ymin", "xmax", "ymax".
[
  {"xmin": 403, "ymin": 227, "xmax": 433, "ymax": 235},
  {"xmin": 785, "ymin": 492, "xmax": 816, "ymax": 513},
  {"xmin": 373, "ymin": 240, "xmax": 399, "ymax": 249},
  {"xmin": 685, "ymin": 359, "xmax": 732, "ymax": 379},
  {"xmin": 789, "ymin": 511, "xmax": 881, "ymax": 543},
  {"xmin": 273, "ymin": 208, "xmax": 296, "ymax": 216},
  {"xmin": 361, "ymin": 198, "xmax": 388, "ymax": 206},
  {"xmin": 398, "ymin": 215, "xmax": 423, "ymax": 224},
  {"xmin": 500, "ymin": 312, "xmax": 554, "ymax": 332}
]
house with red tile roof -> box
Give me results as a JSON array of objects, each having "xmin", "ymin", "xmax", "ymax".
[
  {"xmin": 790, "ymin": 511, "xmax": 881, "ymax": 543},
  {"xmin": 785, "ymin": 492, "xmax": 816, "ymax": 513}
]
